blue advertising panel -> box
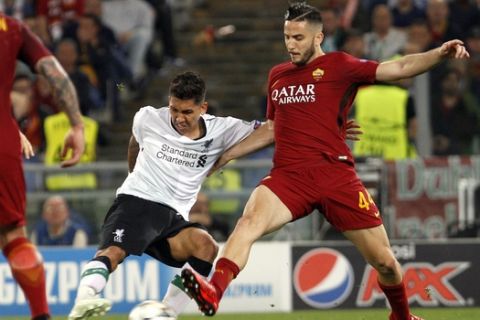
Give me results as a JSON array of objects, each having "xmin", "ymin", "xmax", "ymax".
[{"xmin": 0, "ymin": 247, "xmax": 179, "ymax": 316}]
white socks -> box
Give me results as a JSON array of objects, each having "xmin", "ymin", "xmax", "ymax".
[
  {"xmin": 76, "ymin": 260, "xmax": 110, "ymax": 301},
  {"xmin": 162, "ymin": 274, "xmax": 192, "ymax": 315}
]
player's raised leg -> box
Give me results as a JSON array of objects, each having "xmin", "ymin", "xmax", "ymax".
[
  {"xmin": 182, "ymin": 185, "xmax": 292, "ymax": 316},
  {"xmin": 344, "ymin": 225, "xmax": 424, "ymax": 320}
]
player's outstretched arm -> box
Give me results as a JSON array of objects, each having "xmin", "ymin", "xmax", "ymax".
[
  {"xmin": 36, "ymin": 56, "xmax": 85, "ymax": 167},
  {"xmin": 208, "ymin": 120, "xmax": 275, "ymax": 176},
  {"xmin": 376, "ymin": 39, "xmax": 470, "ymax": 82}
]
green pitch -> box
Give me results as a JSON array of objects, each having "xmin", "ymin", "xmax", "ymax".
[{"xmin": 2, "ymin": 309, "xmax": 480, "ymax": 320}]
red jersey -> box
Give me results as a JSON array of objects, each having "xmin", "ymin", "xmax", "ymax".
[
  {"xmin": 267, "ymin": 52, "xmax": 378, "ymax": 169},
  {"xmin": 0, "ymin": 13, "xmax": 51, "ymax": 159}
]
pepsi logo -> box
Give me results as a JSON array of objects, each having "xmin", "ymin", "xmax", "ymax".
[{"xmin": 294, "ymin": 248, "xmax": 354, "ymax": 308}]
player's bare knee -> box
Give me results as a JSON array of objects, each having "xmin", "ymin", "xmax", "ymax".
[
  {"xmin": 235, "ymin": 213, "xmax": 265, "ymax": 237},
  {"xmin": 372, "ymin": 256, "xmax": 400, "ymax": 277},
  {"xmin": 192, "ymin": 232, "xmax": 218, "ymax": 261}
]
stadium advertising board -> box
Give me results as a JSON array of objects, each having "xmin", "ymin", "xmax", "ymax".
[
  {"xmin": 184, "ymin": 241, "xmax": 292, "ymax": 313},
  {"xmin": 0, "ymin": 242, "xmax": 291, "ymax": 316},
  {"xmin": 0, "ymin": 247, "xmax": 177, "ymax": 316},
  {"xmin": 386, "ymin": 156, "xmax": 480, "ymax": 238},
  {"xmin": 292, "ymin": 240, "xmax": 479, "ymax": 310}
]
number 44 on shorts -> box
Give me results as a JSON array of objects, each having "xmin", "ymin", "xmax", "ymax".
[{"xmin": 358, "ymin": 190, "xmax": 379, "ymax": 217}]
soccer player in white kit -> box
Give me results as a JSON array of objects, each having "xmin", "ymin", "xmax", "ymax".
[{"xmin": 68, "ymin": 71, "xmax": 264, "ymax": 319}]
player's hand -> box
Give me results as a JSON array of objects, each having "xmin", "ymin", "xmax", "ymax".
[
  {"xmin": 19, "ymin": 131, "xmax": 34, "ymax": 159},
  {"xmin": 207, "ymin": 154, "xmax": 231, "ymax": 177},
  {"xmin": 345, "ymin": 119, "xmax": 363, "ymax": 141},
  {"xmin": 439, "ymin": 40, "xmax": 470, "ymax": 59},
  {"xmin": 61, "ymin": 124, "xmax": 85, "ymax": 168}
]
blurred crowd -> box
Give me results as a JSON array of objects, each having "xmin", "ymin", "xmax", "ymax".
[
  {"xmin": 5, "ymin": 0, "xmax": 196, "ymax": 160},
  {"xmin": 317, "ymin": 0, "xmax": 480, "ymax": 156}
]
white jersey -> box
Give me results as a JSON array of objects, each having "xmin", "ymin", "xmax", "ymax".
[{"xmin": 116, "ymin": 106, "xmax": 259, "ymax": 219}]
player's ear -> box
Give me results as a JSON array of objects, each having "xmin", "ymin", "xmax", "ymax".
[
  {"xmin": 201, "ymin": 101, "xmax": 208, "ymax": 115},
  {"xmin": 315, "ymin": 31, "xmax": 324, "ymax": 47}
]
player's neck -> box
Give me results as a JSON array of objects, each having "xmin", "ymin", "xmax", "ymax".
[{"xmin": 184, "ymin": 118, "xmax": 206, "ymax": 140}]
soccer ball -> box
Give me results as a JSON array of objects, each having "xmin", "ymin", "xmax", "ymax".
[{"xmin": 128, "ymin": 300, "xmax": 176, "ymax": 320}]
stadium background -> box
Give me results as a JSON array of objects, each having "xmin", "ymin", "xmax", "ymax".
[{"xmin": 2, "ymin": 0, "xmax": 480, "ymax": 319}]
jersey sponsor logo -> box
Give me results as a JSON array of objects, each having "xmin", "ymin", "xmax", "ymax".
[
  {"xmin": 0, "ymin": 17, "xmax": 7, "ymax": 32},
  {"xmin": 196, "ymin": 155, "xmax": 208, "ymax": 167},
  {"xmin": 113, "ymin": 229, "xmax": 125, "ymax": 243},
  {"xmin": 312, "ymin": 68, "xmax": 325, "ymax": 81},
  {"xmin": 294, "ymin": 248, "xmax": 354, "ymax": 308},
  {"xmin": 156, "ymin": 143, "xmax": 203, "ymax": 168},
  {"xmin": 271, "ymin": 84, "xmax": 316, "ymax": 105},
  {"xmin": 357, "ymin": 262, "xmax": 471, "ymax": 307}
]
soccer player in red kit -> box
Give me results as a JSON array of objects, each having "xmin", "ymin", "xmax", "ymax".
[
  {"xmin": 181, "ymin": 2, "xmax": 470, "ymax": 320},
  {"xmin": 0, "ymin": 13, "xmax": 85, "ymax": 320}
]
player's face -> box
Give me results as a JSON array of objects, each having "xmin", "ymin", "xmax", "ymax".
[
  {"xmin": 169, "ymin": 96, "xmax": 207, "ymax": 135},
  {"xmin": 284, "ymin": 20, "xmax": 323, "ymax": 65}
]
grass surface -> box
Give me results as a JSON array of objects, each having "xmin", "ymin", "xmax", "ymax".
[{"xmin": 1, "ymin": 308, "xmax": 479, "ymax": 320}]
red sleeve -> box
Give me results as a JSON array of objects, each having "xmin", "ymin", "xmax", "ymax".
[
  {"xmin": 18, "ymin": 23, "xmax": 52, "ymax": 70},
  {"xmin": 341, "ymin": 52, "xmax": 379, "ymax": 84},
  {"xmin": 266, "ymin": 69, "xmax": 276, "ymax": 121},
  {"xmin": 36, "ymin": 0, "xmax": 48, "ymax": 16}
]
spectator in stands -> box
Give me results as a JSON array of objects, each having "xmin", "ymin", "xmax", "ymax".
[
  {"xmin": 390, "ymin": 0, "xmax": 426, "ymax": 29},
  {"xmin": 448, "ymin": 0, "xmax": 479, "ymax": 36},
  {"xmin": 320, "ymin": 7, "xmax": 348, "ymax": 53},
  {"xmin": 341, "ymin": 28, "xmax": 367, "ymax": 58},
  {"xmin": 364, "ymin": 4, "xmax": 407, "ymax": 61},
  {"xmin": 102, "ymin": 0, "xmax": 155, "ymax": 85},
  {"xmin": 74, "ymin": 14, "xmax": 131, "ymax": 120},
  {"xmin": 189, "ymin": 192, "xmax": 230, "ymax": 242},
  {"xmin": 426, "ymin": 0, "xmax": 462, "ymax": 47},
  {"xmin": 36, "ymin": 0, "xmax": 85, "ymax": 45},
  {"xmin": 55, "ymin": 38, "xmax": 103, "ymax": 116},
  {"xmin": 407, "ymin": 19, "xmax": 434, "ymax": 51},
  {"xmin": 145, "ymin": 0, "xmax": 185, "ymax": 71},
  {"xmin": 31, "ymin": 195, "xmax": 89, "ymax": 247},
  {"xmin": 0, "ymin": 0, "xmax": 35, "ymax": 20},
  {"xmin": 430, "ymin": 68, "xmax": 480, "ymax": 155},
  {"xmin": 466, "ymin": 26, "xmax": 480, "ymax": 108}
]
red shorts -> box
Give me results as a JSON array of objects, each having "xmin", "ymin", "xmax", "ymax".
[
  {"xmin": 0, "ymin": 155, "xmax": 26, "ymax": 228},
  {"xmin": 260, "ymin": 162, "xmax": 382, "ymax": 232}
]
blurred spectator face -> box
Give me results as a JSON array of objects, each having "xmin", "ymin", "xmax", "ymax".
[
  {"xmin": 320, "ymin": 9, "xmax": 339, "ymax": 35},
  {"xmin": 77, "ymin": 16, "xmax": 99, "ymax": 44},
  {"xmin": 372, "ymin": 5, "xmax": 392, "ymax": 34},
  {"xmin": 56, "ymin": 40, "xmax": 79, "ymax": 71},
  {"xmin": 342, "ymin": 33, "xmax": 365, "ymax": 58},
  {"xmin": 42, "ymin": 196, "xmax": 70, "ymax": 229},
  {"xmin": 427, "ymin": 0, "xmax": 449, "ymax": 25},
  {"xmin": 408, "ymin": 22, "xmax": 432, "ymax": 51},
  {"xmin": 441, "ymin": 71, "xmax": 462, "ymax": 97},
  {"xmin": 12, "ymin": 76, "xmax": 34, "ymax": 98},
  {"xmin": 84, "ymin": 0, "xmax": 102, "ymax": 17}
]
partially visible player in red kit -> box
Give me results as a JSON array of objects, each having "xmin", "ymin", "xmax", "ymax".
[
  {"xmin": 0, "ymin": 13, "xmax": 85, "ymax": 320},
  {"xmin": 181, "ymin": 2, "xmax": 470, "ymax": 320}
]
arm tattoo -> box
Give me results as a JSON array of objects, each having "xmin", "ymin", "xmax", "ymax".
[
  {"xmin": 128, "ymin": 136, "xmax": 140, "ymax": 173},
  {"xmin": 36, "ymin": 56, "xmax": 83, "ymax": 126}
]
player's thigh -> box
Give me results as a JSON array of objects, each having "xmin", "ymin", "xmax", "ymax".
[
  {"xmin": 167, "ymin": 226, "xmax": 216, "ymax": 261},
  {"xmin": 343, "ymin": 225, "xmax": 395, "ymax": 265},
  {"xmin": 242, "ymin": 185, "xmax": 292, "ymax": 235}
]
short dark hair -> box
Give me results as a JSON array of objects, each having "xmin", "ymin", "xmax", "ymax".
[
  {"xmin": 169, "ymin": 71, "xmax": 206, "ymax": 104},
  {"xmin": 285, "ymin": 1, "xmax": 322, "ymax": 24}
]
